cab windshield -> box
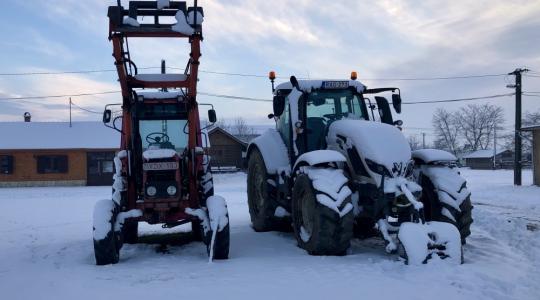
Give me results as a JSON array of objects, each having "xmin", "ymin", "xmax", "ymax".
[
  {"xmin": 306, "ymin": 89, "xmax": 366, "ymax": 121},
  {"xmin": 139, "ymin": 119, "xmax": 188, "ymax": 152}
]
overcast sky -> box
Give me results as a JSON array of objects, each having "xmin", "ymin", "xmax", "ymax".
[{"xmin": 1, "ymin": 0, "xmax": 539, "ymax": 142}]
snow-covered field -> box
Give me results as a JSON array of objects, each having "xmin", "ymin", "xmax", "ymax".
[{"xmin": 0, "ymin": 169, "xmax": 538, "ymax": 300}]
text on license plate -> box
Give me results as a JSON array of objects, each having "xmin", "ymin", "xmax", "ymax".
[{"xmin": 143, "ymin": 162, "xmax": 179, "ymax": 171}]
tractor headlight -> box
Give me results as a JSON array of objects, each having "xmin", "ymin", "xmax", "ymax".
[
  {"xmin": 167, "ymin": 185, "xmax": 177, "ymax": 196},
  {"xmin": 146, "ymin": 186, "xmax": 157, "ymax": 197},
  {"xmin": 365, "ymin": 159, "xmax": 392, "ymax": 177}
]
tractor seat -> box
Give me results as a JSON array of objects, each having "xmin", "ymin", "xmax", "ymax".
[{"xmin": 306, "ymin": 117, "xmax": 327, "ymax": 151}]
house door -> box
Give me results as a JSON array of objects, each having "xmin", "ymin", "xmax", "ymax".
[{"xmin": 87, "ymin": 152, "xmax": 115, "ymax": 186}]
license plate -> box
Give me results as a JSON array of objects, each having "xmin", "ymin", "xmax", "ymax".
[
  {"xmin": 143, "ymin": 162, "xmax": 178, "ymax": 171},
  {"xmin": 322, "ymin": 81, "xmax": 349, "ymax": 89}
]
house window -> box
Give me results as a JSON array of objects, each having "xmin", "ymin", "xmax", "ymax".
[
  {"xmin": 0, "ymin": 155, "xmax": 14, "ymax": 174},
  {"xmin": 37, "ymin": 155, "xmax": 68, "ymax": 174}
]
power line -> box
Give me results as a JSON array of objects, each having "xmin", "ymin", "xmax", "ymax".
[
  {"xmin": 70, "ymin": 101, "xmax": 102, "ymax": 114},
  {"xmin": 402, "ymin": 93, "xmax": 515, "ymax": 104},
  {"xmin": 0, "ymin": 91, "xmax": 119, "ymax": 101},
  {"xmin": 0, "ymin": 66, "xmax": 509, "ymax": 81}
]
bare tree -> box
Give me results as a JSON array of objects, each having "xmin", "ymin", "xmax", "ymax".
[
  {"xmin": 408, "ymin": 135, "xmax": 422, "ymax": 150},
  {"xmin": 432, "ymin": 108, "xmax": 460, "ymax": 155},
  {"xmin": 214, "ymin": 118, "xmax": 231, "ymax": 132},
  {"xmin": 455, "ymin": 104, "xmax": 504, "ymax": 151},
  {"xmin": 503, "ymin": 109, "xmax": 540, "ymax": 154},
  {"xmin": 232, "ymin": 117, "xmax": 255, "ymax": 137}
]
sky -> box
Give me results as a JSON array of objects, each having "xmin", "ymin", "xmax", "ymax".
[{"xmin": 0, "ymin": 0, "xmax": 539, "ymax": 143}]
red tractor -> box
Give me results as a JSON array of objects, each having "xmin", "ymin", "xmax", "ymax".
[{"xmin": 93, "ymin": 0, "xmax": 229, "ymax": 265}]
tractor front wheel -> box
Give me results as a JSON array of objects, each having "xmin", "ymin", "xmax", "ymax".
[
  {"xmin": 204, "ymin": 196, "xmax": 230, "ymax": 260},
  {"xmin": 291, "ymin": 174, "xmax": 353, "ymax": 256},
  {"xmin": 93, "ymin": 199, "xmax": 120, "ymax": 265}
]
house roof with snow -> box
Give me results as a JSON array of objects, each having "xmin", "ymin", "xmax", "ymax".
[
  {"xmin": 208, "ymin": 126, "xmax": 248, "ymax": 146},
  {"xmin": 463, "ymin": 149, "xmax": 510, "ymax": 159},
  {"xmin": 0, "ymin": 122, "xmax": 119, "ymax": 150}
]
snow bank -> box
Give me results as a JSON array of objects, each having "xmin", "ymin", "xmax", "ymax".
[
  {"xmin": 172, "ymin": 11, "xmax": 195, "ymax": 35},
  {"xmin": 249, "ymin": 129, "xmax": 290, "ymax": 175},
  {"xmin": 303, "ymin": 167, "xmax": 353, "ymax": 217},
  {"xmin": 143, "ymin": 149, "xmax": 177, "ymax": 160},
  {"xmin": 293, "ymin": 150, "xmax": 346, "ymax": 170},
  {"xmin": 327, "ymin": 119, "xmax": 411, "ymax": 175},
  {"xmin": 412, "ymin": 149, "xmax": 457, "ymax": 164}
]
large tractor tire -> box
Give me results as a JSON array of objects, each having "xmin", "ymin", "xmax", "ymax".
[
  {"xmin": 420, "ymin": 173, "xmax": 473, "ymax": 244},
  {"xmin": 93, "ymin": 199, "xmax": 120, "ymax": 265},
  {"xmin": 291, "ymin": 173, "xmax": 353, "ymax": 256},
  {"xmin": 204, "ymin": 196, "xmax": 230, "ymax": 260},
  {"xmin": 247, "ymin": 148, "xmax": 290, "ymax": 232}
]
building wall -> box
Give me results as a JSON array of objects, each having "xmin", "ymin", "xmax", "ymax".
[
  {"xmin": 208, "ymin": 131, "xmax": 246, "ymax": 169},
  {"xmin": 0, "ymin": 149, "xmax": 88, "ymax": 187},
  {"xmin": 534, "ymin": 130, "xmax": 540, "ymax": 186}
]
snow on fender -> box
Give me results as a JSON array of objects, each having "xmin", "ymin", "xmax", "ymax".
[
  {"xmin": 206, "ymin": 195, "xmax": 229, "ymax": 232},
  {"xmin": 93, "ymin": 199, "xmax": 115, "ymax": 241},
  {"xmin": 398, "ymin": 221, "xmax": 462, "ymax": 265}
]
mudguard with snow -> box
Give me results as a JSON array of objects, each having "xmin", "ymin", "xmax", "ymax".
[
  {"xmin": 398, "ymin": 221, "xmax": 463, "ymax": 265},
  {"xmin": 413, "ymin": 149, "xmax": 473, "ymax": 244}
]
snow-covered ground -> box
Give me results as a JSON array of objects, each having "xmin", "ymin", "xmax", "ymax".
[{"xmin": 0, "ymin": 169, "xmax": 538, "ymax": 300}]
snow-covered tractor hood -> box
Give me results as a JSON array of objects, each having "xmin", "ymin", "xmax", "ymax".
[{"xmin": 327, "ymin": 119, "xmax": 413, "ymax": 180}]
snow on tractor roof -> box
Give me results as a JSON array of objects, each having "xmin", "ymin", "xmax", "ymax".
[
  {"xmin": 275, "ymin": 79, "xmax": 366, "ymax": 93},
  {"xmin": 0, "ymin": 121, "xmax": 119, "ymax": 150}
]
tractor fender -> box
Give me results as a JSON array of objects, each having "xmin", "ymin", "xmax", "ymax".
[
  {"xmin": 412, "ymin": 149, "xmax": 457, "ymax": 165},
  {"xmin": 292, "ymin": 150, "xmax": 347, "ymax": 174},
  {"xmin": 247, "ymin": 129, "xmax": 291, "ymax": 175}
]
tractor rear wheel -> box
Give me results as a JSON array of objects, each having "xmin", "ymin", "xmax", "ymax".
[
  {"xmin": 291, "ymin": 174, "xmax": 353, "ymax": 256},
  {"xmin": 247, "ymin": 148, "xmax": 290, "ymax": 232},
  {"xmin": 420, "ymin": 174, "xmax": 473, "ymax": 244},
  {"xmin": 93, "ymin": 199, "xmax": 120, "ymax": 265}
]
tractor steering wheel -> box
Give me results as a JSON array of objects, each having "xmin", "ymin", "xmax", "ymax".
[{"xmin": 146, "ymin": 132, "xmax": 170, "ymax": 145}]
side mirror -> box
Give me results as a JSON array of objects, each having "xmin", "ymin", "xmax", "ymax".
[
  {"xmin": 392, "ymin": 94, "xmax": 402, "ymax": 114},
  {"xmin": 375, "ymin": 96, "xmax": 394, "ymax": 125},
  {"xmin": 103, "ymin": 109, "xmax": 112, "ymax": 124},
  {"xmin": 290, "ymin": 76, "xmax": 300, "ymax": 89},
  {"xmin": 208, "ymin": 109, "xmax": 217, "ymax": 124},
  {"xmin": 273, "ymin": 95, "xmax": 286, "ymax": 116}
]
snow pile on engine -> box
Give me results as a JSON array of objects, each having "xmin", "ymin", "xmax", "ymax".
[
  {"xmin": 327, "ymin": 119, "xmax": 411, "ymax": 174},
  {"xmin": 421, "ymin": 166, "xmax": 471, "ymax": 221},
  {"xmin": 303, "ymin": 167, "xmax": 353, "ymax": 217},
  {"xmin": 398, "ymin": 221, "xmax": 462, "ymax": 265},
  {"xmin": 250, "ymin": 129, "xmax": 291, "ymax": 174}
]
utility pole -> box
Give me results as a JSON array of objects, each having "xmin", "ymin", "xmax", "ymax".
[
  {"xmin": 422, "ymin": 132, "xmax": 426, "ymax": 149},
  {"xmin": 69, "ymin": 97, "xmax": 72, "ymax": 127},
  {"xmin": 493, "ymin": 125, "xmax": 497, "ymax": 170},
  {"xmin": 508, "ymin": 68, "xmax": 529, "ymax": 185}
]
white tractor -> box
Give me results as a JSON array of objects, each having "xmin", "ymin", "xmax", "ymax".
[{"xmin": 246, "ymin": 73, "xmax": 472, "ymax": 264}]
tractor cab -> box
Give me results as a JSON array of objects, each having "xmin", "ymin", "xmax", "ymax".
[{"xmin": 270, "ymin": 73, "xmax": 402, "ymax": 157}]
